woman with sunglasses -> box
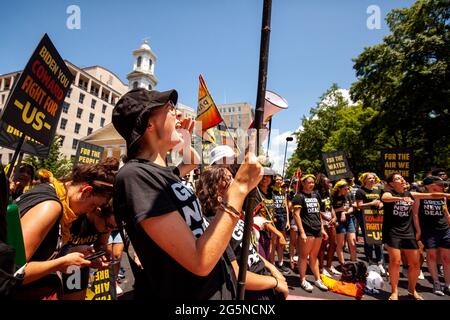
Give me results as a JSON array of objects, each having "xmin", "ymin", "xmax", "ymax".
[
  {"xmin": 112, "ymin": 88, "xmax": 263, "ymax": 300},
  {"xmin": 381, "ymin": 172, "xmax": 422, "ymax": 300}
]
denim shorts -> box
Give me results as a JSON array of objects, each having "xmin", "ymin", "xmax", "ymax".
[
  {"xmin": 336, "ymin": 215, "xmax": 356, "ymax": 234},
  {"xmin": 422, "ymin": 228, "xmax": 450, "ymax": 249},
  {"xmin": 274, "ymin": 213, "xmax": 287, "ymax": 231}
]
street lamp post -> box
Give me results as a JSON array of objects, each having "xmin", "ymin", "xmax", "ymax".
[{"xmin": 282, "ymin": 136, "xmax": 294, "ymax": 178}]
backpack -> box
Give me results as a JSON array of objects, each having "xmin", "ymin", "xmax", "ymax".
[{"xmin": 340, "ymin": 261, "xmax": 367, "ymax": 283}]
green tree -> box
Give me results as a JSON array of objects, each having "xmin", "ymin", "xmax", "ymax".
[
  {"xmin": 23, "ymin": 136, "xmax": 73, "ymax": 179},
  {"xmin": 286, "ymin": 84, "xmax": 351, "ymax": 178},
  {"xmin": 351, "ymin": 0, "xmax": 450, "ymax": 171}
]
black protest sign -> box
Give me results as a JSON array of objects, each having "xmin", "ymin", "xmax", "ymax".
[
  {"xmin": 0, "ymin": 120, "xmax": 50, "ymax": 157},
  {"xmin": 74, "ymin": 141, "xmax": 104, "ymax": 166},
  {"xmin": 0, "ymin": 33, "xmax": 74, "ymax": 146},
  {"xmin": 85, "ymin": 266, "xmax": 116, "ymax": 300},
  {"xmin": 381, "ymin": 148, "xmax": 413, "ymax": 182},
  {"xmin": 322, "ymin": 151, "xmax": 352, "ymax": 181},
  {"xmin": 363, "ymin": 209, "xmax": 383, "ymax": 245}
]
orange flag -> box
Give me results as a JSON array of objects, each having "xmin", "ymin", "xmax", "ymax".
[{"xmin": 196, "ymin": 75, "xmax": 223, "ymax": 132}]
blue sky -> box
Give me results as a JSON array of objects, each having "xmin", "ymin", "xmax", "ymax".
[{"xmin": 0, "ymin": 0, "xmax": 416, "ymax": 171}]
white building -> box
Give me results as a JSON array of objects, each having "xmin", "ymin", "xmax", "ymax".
[{"xmin": 0, "ymin": 62, "xmax": 128, "ymax": 164}]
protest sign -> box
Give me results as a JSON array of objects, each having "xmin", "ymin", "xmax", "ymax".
[
  {"xmin": 381, "ymin": 148, "xmax": 413, "ymax": 182},
  {"xmin": 0, "ymin": 33, "xmax": 74, "ymax": 147},
  {"xmin": 322, "ymin": 151, "xmax": 352, "ymax": 181},
  {"xmin": 74, "ymin": 141, "xmax": 104, "ymax": 166},
  {"xmin": 85, "ymin": 266, "xmax": 116, "ymax": 300},
  {"xmin": 363, "ymin": 209, "xmax": 383, "ymax": 245}
]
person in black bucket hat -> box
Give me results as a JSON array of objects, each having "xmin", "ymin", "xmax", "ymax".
[{"xmin": 112, "ymin": 88, "xmax": 263, "ymax": 300}]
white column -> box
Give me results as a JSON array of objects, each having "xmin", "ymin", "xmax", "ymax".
[
  {"xmin": 75, "ymin": 72, "xmax": 80, "ymax": 87},
  {"xmin": 0, "ymin": 78, "xmax": 4, "ymax": 91},
  {"xmin": 87, "ymin": 79, "xmax": 92, "ymax": 94},
  {"xmin": 107, "ymin": 147, "xmax": 113, "ymax": 157}
]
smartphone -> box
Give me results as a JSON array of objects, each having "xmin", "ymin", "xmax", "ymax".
[{"xmin": 84, "ymin": 250, "xmax": 106, "ymax": 261}]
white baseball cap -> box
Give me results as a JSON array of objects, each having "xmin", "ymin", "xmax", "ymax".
[{"xmin": 210, "ymin": 145, "xmax": 235, "ymax": 165}]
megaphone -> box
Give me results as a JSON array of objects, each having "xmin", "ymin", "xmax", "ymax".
[{"xmin": 249, "ymin": 90, "xmax": 288, "ymax": 128}]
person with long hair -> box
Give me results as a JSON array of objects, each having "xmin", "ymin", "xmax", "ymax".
[
  {"xmin": 292, "ymin": 174, "xmax": 328, "ymax": 292},
  {"xmin": 316, "ymin": 174, "xmax": 339, "ymax": 277},
  {"xmin": 381, "ymin": 172, "xmax": 422, "ymax": 300},
  {"xmin": 196, "ymin": 166, "xmax": 288, "ymax": 299},
  {"xmin": 271, "ymin": 174, "xmax": 291, "ymax": 274},
  {"xmin": 14, "ymin": 159, "xmax": 118, "ymax": 299},
  {"xmin": 332, "ymin": 180, "xmax": 357, "ymax": 266},
  {"xmin": 112, "ymin": 88, "xmax": 263, "ymax": 300},
  {"xmin": 355, "ymin": 172, "xmax": 386, "ymax": 275}
]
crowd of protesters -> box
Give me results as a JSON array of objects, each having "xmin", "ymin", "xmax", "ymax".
[{"xmin": 1, "ymin": 87, "xmax": 449, "ymax": 301}]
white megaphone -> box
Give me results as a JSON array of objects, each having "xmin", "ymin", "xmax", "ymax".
[{"xmin": 249, "ymin": 90, "xmax": 288, "ymax": 128}]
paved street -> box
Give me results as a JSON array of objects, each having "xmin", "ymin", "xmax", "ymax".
[{"xmin": 117, "ymin": 238, "xmax": 450, "ymax": 301}]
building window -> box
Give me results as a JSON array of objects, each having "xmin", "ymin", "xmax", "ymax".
[
  {"xmin": 79, "ymin": 93, "xmax": 85, "ymax": 104},
  {"xmin": 148, "ymin": 84, "xmax": 152, "ymax": 90},
  {"xmin": 74, "ymin": 123, "xmax": 81, "ymax": 134},
  {"xmin": 59, "ymin": 135, "xmax": 65, "ymax": 146},
  {"xmin": 149, "ymin": 59, "xmax": 153, "ymax": 70},
  {"xmin": 137, "ymin": 56, "xmax": 142, "ymax": 68},
  {"xmin": 89, "ymin": 113, "xmax": 94, "ymax": 123},
  {"xmin": 76, "ymin": 108, "xmax": 83, "ymax": 119},
  {"xmin": 60, "ymin": 118, "xmax": 67, "ymax": 130},
  {"xmin": 102, "ymin": 104, "xmax": 107, "ymax": 113},
  {"xmin": 62, "ymin": 102, "xmax": 70, "ymax": 113},
  {"xmin": 133, "ymin": 82, "xmax": 138, "ymax": 89},
  {"xmin": 100, "ymin": 117, "xmax": 105, "ymax": 127},
  {"xmin": 237, "ymin": 107, "xmax": 241, "ymax": 112},
  {"xmin": 90, "ymin": 86, "xmax": 99, "ymax": 96},
  {"xmin": 72, "ymin": 139, "xmax": 78, "ymax": 150},
  {"xmin": 1, "ymin": 94, "xmax": 4, "ymax": 104},
  {"xmin": 66, "ymin": 87, "xmax": 72, "ymax": 98},
  {"xmin": 91, "ymin": 99, "xmax": 97, "ymax": 109},
  {"xmin": 87, "ymin": 127, "xmax": 93, "ymax": 135}
]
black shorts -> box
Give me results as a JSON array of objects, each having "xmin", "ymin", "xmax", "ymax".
[
  {"xmin": 298, "ymin": 225, "xmax": 322, "ymax": 238},
  {"xmin": 274, "ymin": 213, "xmax": 286, "ymax": 231},
  {"xmin": 385, "ymin": 237, "xmax": 418, "ymax": 250},
  {"xmin": 422, "ymin": 228, "xmax": 450, "ymax": 250}
]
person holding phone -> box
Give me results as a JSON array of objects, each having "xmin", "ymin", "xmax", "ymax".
[
  {"xmin": 14, "ymin": 160, "xmax": 117, "ymax": 299},
  {"xmin": 112, "ymin": 88, "xmax": 263, "ymax": 300},
  {"xmin": 59, "ymin": 200, "xmax": 116, "ymax": 300}
]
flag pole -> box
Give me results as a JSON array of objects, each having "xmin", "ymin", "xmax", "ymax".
[{"xmin": 237, "ymin": 0, "xmax": 272, "ymax": 300}]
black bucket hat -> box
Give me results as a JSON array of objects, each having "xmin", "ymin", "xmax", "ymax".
[
  {"xmin": 112, "ymin": 88, "xmax": 178, "ymax": 151},
  {"xmin": 423, "ymin": 175, "xmax": 448, "ymax": 186}
]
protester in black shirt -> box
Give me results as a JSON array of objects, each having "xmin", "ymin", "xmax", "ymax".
[
  {"xmin": 414, "ymin": 176, "xmax": 450, "ymax": 296},
  {"xmin": 292, "ymin": 174, "xmax": 328, "ymax": 292},
  {"xmin": 381, "ymin": 172, "xmax": 422, "ymax": 300},
  {"xmin": 60, "ymin": 200, "xmax": 116, "ymax": 300},
  {"xmin": 355, "ymin": 173, "xmax": 386, "ymax": 274},
  {"xmin": 332, "ymin": 180, "xmax": 357, "ymax": 265},
  {"xmin": 271, "ymin": 174, "xmax": 291, "ymax": 274},
  {"xmin": 196, "ymin": 166, "xmax": 288, "ymax": 299},
  {"xmin": 112, "ymin": 88, "xmax": 263, "ymax": 300},
  {"xmin": 14, "ymin": 160, "xmax": 117, "ymax": 299}
]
